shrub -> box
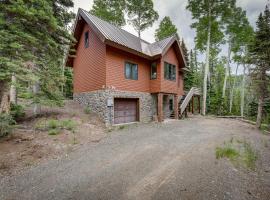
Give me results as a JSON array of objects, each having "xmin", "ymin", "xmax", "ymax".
[
  {"xmin": 242, "ymin": 141, "xmax": 257, "ymax": 170},
  {"xmin": 48, "ymin": 128, "xmax": 60, "ymax": 135},
  {"xmin": 84, "ymin": 106, "xmax": 91, "ymax": 114},
  {"xmin": 10, "ymin": 103, "xmax": 25, "ymax": 121},
  {"xmin": 61, "ymin": 119, "xmax": 77, "ymax": 131},
  {"xmin": 47, "ymin": 119, "xmax": 61, "ymax": 129},
  {"xmin": 0, "ymin": 114, "xmax": 15, "ymax": 137}
]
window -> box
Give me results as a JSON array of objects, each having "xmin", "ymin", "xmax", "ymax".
[
  {"xmin": 84, "ymin": 31, "xmax": 89, "ymax": 48},
  {"xmin": 151, "ymin": 62, "xmax": 157, "ymax": 79},
  {"xmin": 164, "ymin": 62, "xmax": 176, "ymax": 81},
  {"xmin": 125, "ymin": 62, "xmax": 138, "ymax": 80}
]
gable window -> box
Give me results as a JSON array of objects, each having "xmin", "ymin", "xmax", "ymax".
[
  {"xmin": 151, "ymin": 62, "xmax": 157, "ymax": 79},
  {"xmin": 125, "ymin": 62, "xmax": 138, "ymax": 80},
  {"xmin": 84, "ymin": 31, "xmax": 89, "ymax": 48},
  {"xmin": 164, "ymin": 62, "xmax": 176, "ymax": 81}
]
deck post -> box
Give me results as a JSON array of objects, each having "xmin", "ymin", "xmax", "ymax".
[
  {"xmin": 198, "ymin": 96, "xmax": 201, "ymax": 114},
  {"xmin": 174, "ymin": 95, "xmax": 179, "ymax": 119},
  {"xmin": 158, "ymin": 93, "xmax": 164, "ymax": 122},
  {"xmin": 192, "ymin": 96, "xmax": 194, "ymax": 114}
]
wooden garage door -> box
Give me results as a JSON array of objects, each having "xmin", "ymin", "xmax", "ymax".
[{"xmin": 114, "ymin": 98, "xmax": 138, "ymax": 124}]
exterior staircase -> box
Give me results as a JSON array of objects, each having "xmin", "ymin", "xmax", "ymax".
[{"xmin": 178, "ymin": 87, "xmax": 201, "ymax": 118}]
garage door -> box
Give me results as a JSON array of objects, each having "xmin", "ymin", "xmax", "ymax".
[{"xmin": 114, "ymin": 98, "xmax": 138, "ymax": 124}]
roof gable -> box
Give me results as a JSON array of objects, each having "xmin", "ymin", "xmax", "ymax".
[{"xmin": 68, "ymin": 8, "xmax": 187, "ymax": 67}]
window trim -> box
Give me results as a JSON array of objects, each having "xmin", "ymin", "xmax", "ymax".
[
  {"xmin": 164, "ymin": 62, "xmax": 176, "ymax": 81},
  {"xmin": 125, "ymin": 61, "xmax": 138, "ymax": 80},
  {"xmin": 150, "ymin": 62, "xmax": 157, "ymax": 80},
  {"xmin": 84, "ymin": 31, "xmax": 89, "ymax": 48}
]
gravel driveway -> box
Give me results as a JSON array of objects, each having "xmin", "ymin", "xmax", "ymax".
[{"xmin": 1, "ymin": 117, "xmax": 270, "ymax": 200}]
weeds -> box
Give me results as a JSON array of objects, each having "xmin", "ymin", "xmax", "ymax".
[
  {"xmin": 216, "ymin": 146, "xmax": 239, "ymax": 160},
  {"xmin": 84, "ymin": 106, "xmax": 91, "ymax": 114},
  {"xmin": 35, "ymin": 118, "xmax": 77, "ymax": 136},
  {"xmin": 0, "ymin": 114, "xmax": 16, "ymax": 138},
  {"xmin": 216, "ymin": 138, "xmax": 258, "ymax": 170}
]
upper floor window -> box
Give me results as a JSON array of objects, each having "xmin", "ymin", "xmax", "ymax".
[
  {"xmin": 84, "ymin": 31, "xmax": 89, "ymax": 48},
  {"xmin": 125, "ymin": 62, "xmax": 138, "ymax": 80},
  {"xmin": 151, "ymin": 62, "xmax": 157, "ymax": 79},
  {"xmin": 164, "ymin": 62, "xmax": 176, "ymax": 81}
]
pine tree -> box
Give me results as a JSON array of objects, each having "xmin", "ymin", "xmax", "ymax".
[
  {"xmin": 90, "ymin": 0, "xmax": 126, "ymax": 27},
  {"xmin": 155, "ymin": 16, "xmax": 177, "ymax": 41},
  {"xmin": 126, "ymin": 0, "xmax": 159, "ymax": 38},
  {"xmin": 249, "ymin": 6, "xmax": 270, "ymax": 128},
  {"xmin": 0, "ymin": 0, "xmax": 74, "ymax": 114}
]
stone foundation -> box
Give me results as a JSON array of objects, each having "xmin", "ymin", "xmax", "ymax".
[{"xmin": 74, "ymin": 89, "xmax": 156, "ymax": 126}]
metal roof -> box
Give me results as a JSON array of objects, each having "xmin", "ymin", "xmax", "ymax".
[{"xmin": 79, "ymin": 9, "xmax": 180, "ymax": 57}]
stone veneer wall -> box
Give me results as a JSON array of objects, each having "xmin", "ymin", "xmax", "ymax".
[{"xmin": 74, "ymin": 89, "xmax": 156, "ymax": 126}]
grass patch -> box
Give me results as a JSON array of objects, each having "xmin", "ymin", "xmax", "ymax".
[
  {"xmin": 216, "ymin": 146, "xmax": 239, "ymax": 160},
  {"xmin": 119, "ymin": 125, "xmax": 125, "ymax": 130},
  {"xmin": 48, "ymin": 129, "xmax": 61, "ymax": 135},
  {"xmin": 242, "ymin": 141, "xmax": 257, "ymax": 170},
  {"xmin": 35, "ymin": 118, "xmax": 77, "ymax": 135},
  {"xmin": 216, "ymin": 139, "xmax": 258, "ymax": 170}
]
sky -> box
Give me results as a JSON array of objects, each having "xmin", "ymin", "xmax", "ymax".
[
  {"xmin": 73, "ymin": 0, "xmax": 268, "ymax": 49},
  {"xmin": 73, "ymin": 0, "xmax": 268, "ymax": 74}
]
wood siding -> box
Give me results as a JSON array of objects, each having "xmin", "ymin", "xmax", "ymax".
[
  {"xmin": 106, "ymin": 46, "xmax": 151, "ymax": 92},
  {"xmin": 73, "ymin": 24, "xmax": 106, "ymax": 93},
  {"xmin": 161, "ymin": 46, "xmax": 184, "ymax": 95}
]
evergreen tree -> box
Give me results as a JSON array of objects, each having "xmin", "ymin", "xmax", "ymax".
[
  {"xmin": 0, "ymin": 0, "xmax": 74, "ymax": 113},
  {"xmin": 249, "ymin": 6, "xmax": 270, "ymax": 128},
  {"xmin": 155, "ymin": 16, "xmax": 177, "ymax": 41},
  {"xmin": 90, "ymin": 0, "xmax": 126, "ymax": 27},
  {"xmin": 126, "ymin": 0, "xmax": 159, "ymax": 38}
]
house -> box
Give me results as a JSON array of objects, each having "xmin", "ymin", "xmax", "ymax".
[{"xmin": 66, "ymin": 8, "xmax": 197, "ymax": 126}]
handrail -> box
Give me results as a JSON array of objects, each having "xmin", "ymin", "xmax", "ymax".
[{"xmin": 180, "ymin": 87, "xmax": 201, "ymax": 115}]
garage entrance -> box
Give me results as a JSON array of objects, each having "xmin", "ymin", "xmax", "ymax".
[{"xmin": 114, "ymin": 98, "xmax": 139, "ymax": 124}]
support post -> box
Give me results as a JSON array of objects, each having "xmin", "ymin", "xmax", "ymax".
[
  {"xmin": 192, "ymin": 96, "xmax": 194, "ymax": 114},
  {"xmin": 198, "ymin": 96, "xmax": 201, "ymax": 114},
  {"xmin": 174, "ymin": 95, "xmax": 178, "ymax": 119},
  {"xmin": 158, "ymin": 93, "xmax": 163, "ymax": 122}
]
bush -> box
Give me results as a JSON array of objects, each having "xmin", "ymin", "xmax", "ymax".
[
  {"xmin": 61, "ymin": 119, "xmax": 77, "ymax": 131},
  {"xmin": 48, "ymin": 128, "xmax": 61, "ymax": 135},
  {"xmin": 0, "ymin": 114, "xmax": 15, "ymax": 137},
  {"xmin": 10, "ymin": 103, "xmax": 25, "ymax": 121},
  {"xmin": 84, "ymin": 106, "xmax": 91, "ymax": 114},
  {"xmin": 47, "ymin": 119, "xmax": 60, "ymax": 129}
]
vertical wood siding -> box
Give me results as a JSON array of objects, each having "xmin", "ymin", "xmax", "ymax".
[
  {"xmin": 73, "ymin": 24, "xmax": 106, "ymax": 93},
  {"xmin": 106, "ymin": 46, "xmax": 151, "ymax": 92}
]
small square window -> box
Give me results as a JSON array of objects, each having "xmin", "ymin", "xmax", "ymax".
[
  {"xmin": 84, "ymin": 31, "xmax": 89, "ymax": 48},
  {"xmin": 151, "ymin": 62, "xmax": 157, "ymax": 79},
  {"xmin": 125, "ymin": 62, "xmax": 138, "ymax": 80}
]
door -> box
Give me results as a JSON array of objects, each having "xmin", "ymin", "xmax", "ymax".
[{"xmin": 114, "ymin": 98, "xmax": 138, "ymax": 124}]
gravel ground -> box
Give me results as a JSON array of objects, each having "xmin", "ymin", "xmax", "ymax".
[{"xmin": 0, "ymin": 117, "xmax": 270, "ymax": 200}]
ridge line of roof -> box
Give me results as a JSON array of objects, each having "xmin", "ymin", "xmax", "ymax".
[{"xmin": 80, "ymin": 8, "xmax": 151, "ymax": 45}]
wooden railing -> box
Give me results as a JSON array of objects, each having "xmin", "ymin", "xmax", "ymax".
[{"xmin": 179, "ymin": 87, "xmax": 201, "ymax": 116}]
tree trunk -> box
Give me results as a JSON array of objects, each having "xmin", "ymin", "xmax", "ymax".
[
  {"xmin": 222, "ymin": 40, "xmax": 231, "ymax": 98},
  {"xmin": 240, "ymin": 64, "xmax": 246, "ymax": 117},
  {"xmin": 33, "ymin": 81, "xmax": 41, "ymax": 116},
  {"xmin": 256, "ymin": 95, "xmax": 263, "ymax": 128},
  {"xmin": 10, "ymin": 73, "xmax": 17, "ymax": 105},
  {"xmin": 229, "ymin": 63, "xmax": 239, "ymax": 113},
  {"xmin": 202, "ymin": 16, "xmax": 211, "ymax": 116},
  {"xmin": 0, "ymin": 81, "xmax": 10, "ymax": 114}
]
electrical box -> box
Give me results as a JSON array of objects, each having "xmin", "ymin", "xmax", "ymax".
[{"xmin": 107, "ymin": 98, "xmax": 113, "ymax": 107}]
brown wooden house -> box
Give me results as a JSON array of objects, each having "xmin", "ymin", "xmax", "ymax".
[{"xmin": 67, "ymin": 8, "xmax": 198, "ymax": 126}]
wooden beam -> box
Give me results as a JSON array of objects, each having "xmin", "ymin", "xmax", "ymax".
[
  {"xmin": 158, "ymin": 93, "xmax": 164, "ymax": 122},
  {"xmin": 174, "ymin": 95, "xmax": 178, "ymax": 119}
]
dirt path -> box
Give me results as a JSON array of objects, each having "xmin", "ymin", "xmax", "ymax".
[{"xmin": 0, "ymin": 117, "xmax": 270, "ymax": 200}]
